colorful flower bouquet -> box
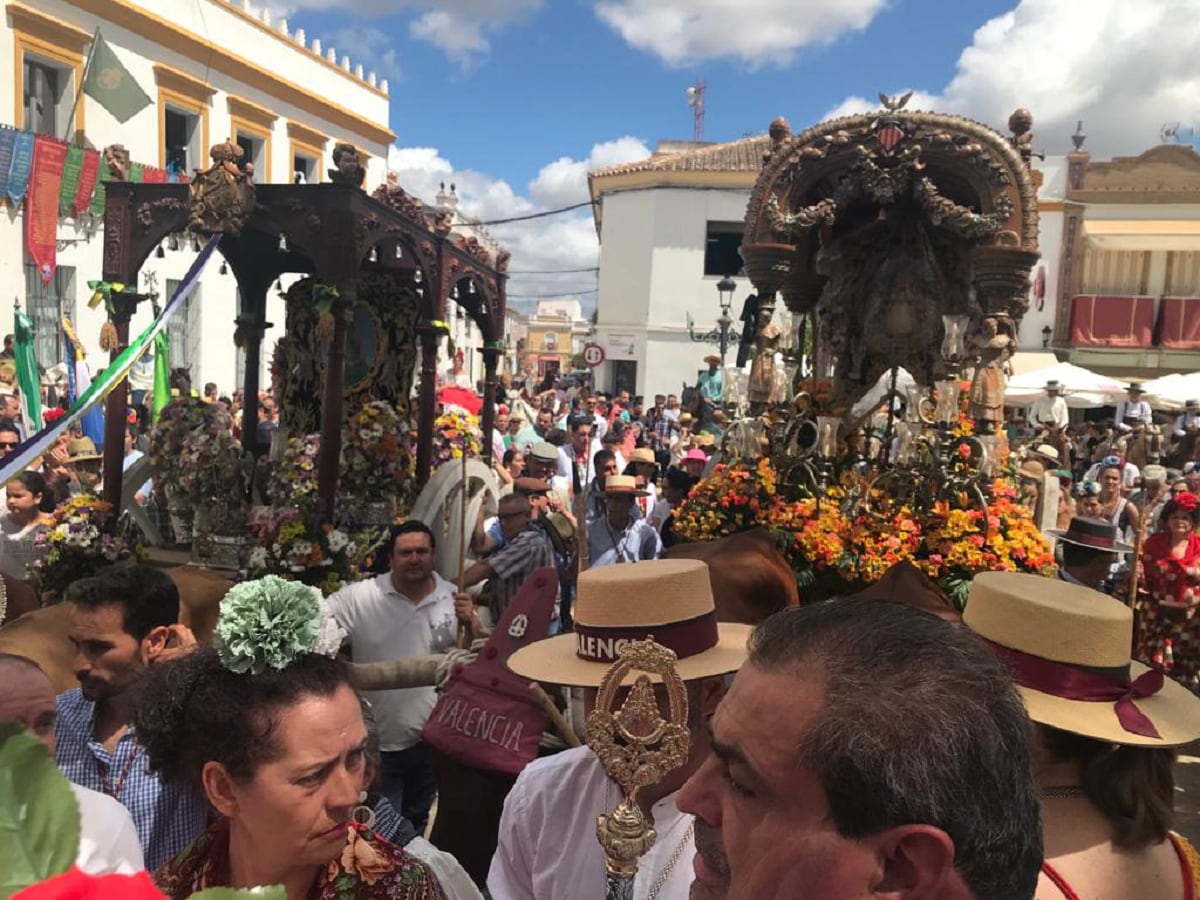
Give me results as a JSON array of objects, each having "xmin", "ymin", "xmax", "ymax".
[
  {"xmin": 244, "ymin": 506, "xmax": 385, "ymax": 595},
  {"xmin": 30, "ymin": 495, "xmax": 143, "ymax": 601},
  {"xmin": 432, "ymin": 409, "xmax": 482, "ymax": 471},
  {"xmin": 149, "ymin": 398, "xmax": 249, "ymax": 506},
  {"xmin": 257, "ymin": 432, "xmax": 321, "ymax": 507},
  {"xmin": 340, "ymin": 401, "xmax": 415, "ymax": 502},
  {"xmin": 673, "ymin": 459, "xmax": 1054, "ymax": 608}
]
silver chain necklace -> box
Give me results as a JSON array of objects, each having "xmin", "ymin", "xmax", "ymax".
[{"xmin": 647, "ymin": 822, "xmax": 694, "ymax": 900}]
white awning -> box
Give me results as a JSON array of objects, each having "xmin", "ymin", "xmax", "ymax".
[
  {"xmin": 1009, "ymin": 351, "xmax": 1059, "ymax": 377},
  {"xmin": 1084, "ymin": 219, "xmax": 1200, "ymax": 251}
]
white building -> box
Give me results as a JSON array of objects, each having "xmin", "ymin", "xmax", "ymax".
[
  {"xmin": 588, "ymin": 135, "xmax": 1068, "ymax": 397},
  {"xmin": 4, "ymin": 0, "xmax": 393, "ymax": 396}
]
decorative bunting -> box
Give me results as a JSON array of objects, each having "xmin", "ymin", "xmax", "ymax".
[
  {"xmin": 0, "ymin": 237, "xmax": 221, "ymax": 486},
  {"xmin": 90, "ymin": 163, "xmax": 111, "ymax": 217},
  {"xmin": 0, "ymin": 125, "xmax": 16, "ymax": 202},
  {"xmin": 74, "ymin": 149, "xmax": 100, "ymax": 215},
  {"xmin": 58, "ymin": 144, "xmax": 84, "ymax": 216},
  {"xmin": 128, "ymin": 161, "xmax": 144, "ymax": 183},
  {"xmin": 7, "ymin": 129, "xmax": 35, "ymax": 205},
  {"xmin": 26, "ymin": 135, "xmax": 67, "ymax": 285},
  {"xmin": 142, "ymin": 166, "xmax": 167, "ymax": 184}
]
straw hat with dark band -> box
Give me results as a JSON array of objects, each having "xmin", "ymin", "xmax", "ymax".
[
  {"xmin": 507, "ymin": 558, "xmax": 751, "ymax": 687},
  {"xmin": 1047, "ymin": 516, "xmax": 1133, "ymax": 553},
  {"xmin": 964, "ymin": 572, "xmax": 1200, "ymax": 747},
  {"xmin": 598, "ymin": 474, "xmax": 648, "ymax": 497}
]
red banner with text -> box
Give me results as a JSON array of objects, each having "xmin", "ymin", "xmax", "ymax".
[
  {"xmin": 26, "ymin": 135, "xmax": 67, "ymax": 285},
  {"xmin": 73, "ymin": 149, "xmax": 101, "ymax": 216}
]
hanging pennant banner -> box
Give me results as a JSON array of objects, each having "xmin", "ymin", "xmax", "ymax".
[
  {"xmin": 0, "ymin": 125, "xmax": 16, "ymax": 203},
  {"xmin": 90, "ymin": 163, "xmax": 111, "ymax": 217},
  {"xmin": 141, "ymin": 166, "xmax": 167, "ymax": 184},
  {"xmin": 128, "ymin": 161, "xmax": 145, "ymax": 183},
  {"xmin": 74, "ymin": 149, "xmax": 100, "ymax": 216},
  {"xmin": 58, "ymin": 144, "xmax": 84, "ymax": 216},
  {"xmin": 7, "ymin": 129, "xmax": 35, "ymax": 205},
  {"xmin": 26, "ymin": 135, "xmax": 67, "ymax": 285}
]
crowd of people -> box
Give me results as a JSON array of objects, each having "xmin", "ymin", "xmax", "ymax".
[{"xmin": 6, "ymin": 349, "xmax": 1200, "ymax": 900}]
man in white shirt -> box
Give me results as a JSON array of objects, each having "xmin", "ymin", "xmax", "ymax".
[
  {"xmin": 1114, "ymin": 383, "xmax": 1153, "ymax": 433},
  {"xmin": 558, "ymin": 414, "xmax": 601, "ymax": 491},
  {"xmin": 1029, "ymin": 380, "xmax": 1069, "ymax": 431},
  {"xmin": 589, "ymin": 475, "xmax": 662, "ymax": 567},
  {"xmin": 0, "ymin": 653, "xmax": 144, "ymax": 874},
  {"xmin": 1174, "ymin": 399, "xmax": 1200, "ymax": 438},
  {"xmin": 489, "ymin": 559, "xmax": 752, "ymax": 900},
  {"xmin": 327, "ymin": 520, "xmax": 458, "ymax": 834}
]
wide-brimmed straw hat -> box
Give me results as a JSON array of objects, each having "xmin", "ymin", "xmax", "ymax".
[
  {"xmin": 1044, "ymin": 380, "xmax": 1062, "ymax": 393},
  {"xmin": 964, "ymin": 572, "xmax": 1200, "ymax": 747},
  {"xmin": 1018, "ymin": 459, "xmax": 1045, "ymax": 481},
  {"xmin": 599, "ymin": 474, "xmax": 648, "ymax": 497},
  {"xmin": 1128, "ymin": 382, "xmax": 1146, "ymax": 394},
  {"xmin": 66, "ymin": 437, "xmax": 102, "ymax": 462},
  {"xmin": 1032, "ymin": 443, "xmax": 1060, "ymax": 463},
  {"xmin": 703, "ymin": 354, "xmax": 722, "ymax": 365},
  {"xmin": 507, "ymin": 558, "xmax": 752, "ymax": 687},
  {"xmin": 629, "ymin": 447, "xmax": 657, "ymax": 467},
  {"xmin": 1047, "ymin": 516, "xmax": 1133, "ymax": 553}
]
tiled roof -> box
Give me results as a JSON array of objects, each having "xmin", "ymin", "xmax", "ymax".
[{"xmin": 590, "ymin": 134, "xmax": 771, "ymax": 178}]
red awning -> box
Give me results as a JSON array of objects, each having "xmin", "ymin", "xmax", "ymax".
[
  {"xmin": 1069, "ymin": 295, "xmax": 1155, "ymax": 348},
  {"xmin": 1158, "ymin": 296, "xmax": 1200, "ymax": 350}
]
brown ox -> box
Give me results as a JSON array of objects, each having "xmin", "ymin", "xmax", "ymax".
[
  {"xmin": 662, "ymin": 526, "xmax": 799, "ymax": 621},
  {"xmin": 0, "ymin": 565, "xmax": 234, "ymax": 692}
]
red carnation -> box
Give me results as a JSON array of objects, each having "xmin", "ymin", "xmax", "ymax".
[
  {"xmin": 1177, "ymin": 492, "xmax": 1198, "ymax": 513},
  {"xmin": 42, "ymin": 408, "xmax": 66, "ymax": 424}
]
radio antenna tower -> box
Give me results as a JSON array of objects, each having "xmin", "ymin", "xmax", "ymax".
[{"xmin": 686, "ymin": 79, "xmax": 706, "ymax": 142}]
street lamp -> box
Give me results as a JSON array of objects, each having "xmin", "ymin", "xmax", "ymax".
[{"xmin": 687, "ymin": 274, "xmax": 739, "ymax": 361}]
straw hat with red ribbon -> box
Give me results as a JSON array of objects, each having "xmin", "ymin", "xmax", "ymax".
[
  {"xmin": 507, "ymin": 558, "xmax": 751, "ymax": 687},
  {"xmin": 964, "ymin": 571, "xmax": 1200, "ymax": 747}
]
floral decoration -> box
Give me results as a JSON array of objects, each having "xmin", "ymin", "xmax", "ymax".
[
  {"xmin": 148, "ymin": 398, "xmax": 249, "ymax": 506},
  {"xmin": 340, "ymin": 401, "xmax": 415, "ymax": 502},
  {"xmin": 30, "ymin": 495, "xmax": 142, "ymax": 601},
  {"xmin": 432, "ymin": 410, "xmax": 482, "ymax": 470},
  {"xmin": 214, "ymin": 574, "xmax": 345, "ymax": 674},
  {"xmin": 243, "ymin": 507, "xmax": 378, "ymax": 595},
  {"xmin": 673, "ymin": 458, "xmax": 1054, "ymax": 608},
  {"xmin": 257, "ymin": 433, "xmax": 321, "ymax": 507}
]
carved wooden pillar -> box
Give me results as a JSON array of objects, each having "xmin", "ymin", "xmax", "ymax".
[
  {"xmin": 315, "ymin": 291, "xmax": 351, "ymax": 518},
  {"xmin": 416, "ymin": 325, "xmax": 440, "ymax": 486},
  {"xmin": 236, "ymin": 290, "xmax": 271, "ymax": 456},
  {"xmin": 101, "ymin": 184, "xmax": 135, "ymax": 510},
  {"xmin": 480, "ymin": 345, "xmax": 500, "ymax": 467}
]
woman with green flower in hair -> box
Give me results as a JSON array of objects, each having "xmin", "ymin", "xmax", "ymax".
[{"xmin": 135, "ymin": 576, "xmax": 448, "ymax": 900}]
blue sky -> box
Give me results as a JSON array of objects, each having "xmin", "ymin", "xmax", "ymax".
[{"xmin": 272, "ymin": 0, "xmax": 1198, "ymax": 308}]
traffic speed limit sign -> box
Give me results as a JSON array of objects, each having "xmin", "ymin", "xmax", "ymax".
[{"xmin": 582, "ymin": 342, "xmax": 606, "ymax": 367}]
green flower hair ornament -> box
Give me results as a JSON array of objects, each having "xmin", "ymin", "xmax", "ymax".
[{"xmin": 214, "ymin": 576, "xmax": 346, "ymax": 675}]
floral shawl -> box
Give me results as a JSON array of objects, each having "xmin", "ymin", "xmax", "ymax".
[
  {"xmin": 154, "ymin": 820, "xmax": 446, "ymax": 900},
  {"xmin": 1143, "ymin": 531, "xmax": 1200, "ymax": 609}
]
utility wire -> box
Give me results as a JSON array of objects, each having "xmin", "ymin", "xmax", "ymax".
[
  {"xmin": 508, "ymin": 266, "xmax": 599, "ymax": 275},
  {"xmin": 507, "ymin": 289, "xmax": 598, "ymax": 299},
  {"xmin": 478, "ymin": 200, "xmax": 593, "ymax": 226}
]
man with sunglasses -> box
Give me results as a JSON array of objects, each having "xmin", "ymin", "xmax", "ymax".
[{"xmin": 0, "ymin": 420, "xmax": 19, "ymax": 458}]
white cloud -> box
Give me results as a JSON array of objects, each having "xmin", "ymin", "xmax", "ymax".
[
  {"xmin": 324, "ymin": 24, "xmax": 404, "ymax": 82},
  {"xmin": 822, "ymin": 0, "xmax": 1200, "ymax": 157},
  {"xmin": 273, "ymin": 0, "xmax": 542, "ymax": 67},
  {"xmin": 387, "ymin": 139, "xmax": 651, "ymax": 311},
  {"xmin": 593, "ymin": 0, "xmax": 886, "ymax": 68},
  {"xmin": 528, "ymin": 136, "xmax": 651, "ymax": 207}
]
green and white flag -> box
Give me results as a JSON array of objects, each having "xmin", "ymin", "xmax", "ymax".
[
  {"xmin": 82, "ymin": 32, "xmax": 151, "ymax": 124},
  {"xmin": 14, "ymin": 308, "xmax": 42, "ymax": 434}
]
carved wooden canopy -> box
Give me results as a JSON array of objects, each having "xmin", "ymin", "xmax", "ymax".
[
  {"xmin": 740, "ymin": 103, "xmax": 1040, "ymax": 302},
  {"xmin": 102, "ymin": 178, "xmax": 508, "ymax": 343}
]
